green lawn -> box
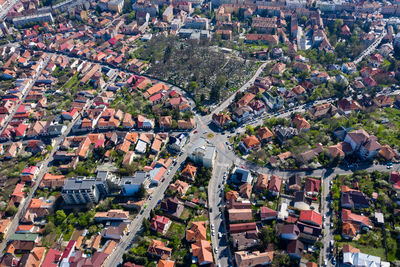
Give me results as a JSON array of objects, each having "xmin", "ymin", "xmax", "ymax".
[
  {"xmin": 346, "ymin": 242, "xmax": 387, "ymax": 261},
  {"xmin": 165, "ymin": 222, "xmax": 186, "ymax": 239}
]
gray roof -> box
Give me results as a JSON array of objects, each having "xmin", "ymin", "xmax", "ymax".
[
  {"xmin": 63, "ymin": 178, "xmax": 99, "ymax": 190},
  {"xmin": 120, "ymin": 171, "xmax": 148, "ymax": 185}
]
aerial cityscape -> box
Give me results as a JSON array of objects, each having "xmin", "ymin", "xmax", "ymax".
[{"xmin": 0, "ymin": 0, "xmax": 399, "ymax": 265}]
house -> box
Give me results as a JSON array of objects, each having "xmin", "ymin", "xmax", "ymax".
[
  {"xmin": 239, "ymin": 183, "xmax": 252, "ymax": 199},
  {"xmin": 379, "ymin": 145, "xmax": 396, "ymax": 161},
  {"xmin": 234, "ymin": 251, "xmax": 274, "ymax": 267},
  {"xmin": 293, "ymin": 62, "xmax": 311, "ymax": 73},
  {"xmin": 268, "ymin": 175, "xmax": 282, "ymax": 196},
  {"xmin": 147, "ymin": 239, "xmax": 172, "ymax": 259},
  {"xmin": 341, "ymin": 62, "xmax": 357, "ymax": 74},
  {"xmin": 299, "ymin": 210, "xmax": 322, "ymax": 227},
  {"xmin": 262, "ymin": 91, "xmax": 284, "ymax": 110},
  {"xmin": 374, "ymin": 95, "xmax": 394, "ymax": 108},
  {"xmin": 292, "ymin": 115, "xmax": 310, "ymax": 132},
  {"xmin": 25, "ymin": 247, "xmax": 46, "ymax": 267},
  {"xmin": 101, "ymin": 223, "xmax": 129, "ymax": 240},
  {"xmin": 21, "ymin": 166, "xmax": 40, "ymax": 183},
  {"xmin": 275, "ymin": 126, "xmax": 298, "ymax": 144},
  {"xmin": 344, "ymin": 129, "xmax": 382, "ymax": 159},
  {"xmin": 40, "ymin": 173, "xmax": 66, "ymax": 188},
  {"xmin": 341, "ymin": 187, "xmax": 370, "ymax": 210},
  {"xmin": 212, "ymin": 113, "xmax": 232, "ymax": 129},
  {"xmin": 42, "ymin": 248, "xmax": 62, "ymax": 267},
  {"xmin": 294, "ymin": 191, "xmax": 312, "ymax": 210},
  {"xmin": 287, "ymin": 240, "xmax": 304, "ymax": 259},
  {"xmin": 260, "ymin": 207, "xmax": 277, "ymax": 221},
  {"xmin": 239, "ymin": 135, "xmax": 261, "ymax": 154},
  {"xmin": 271, "ymin": 62, "xmax": 286, "ymax": 75},
  {"xmin": 137, "ymin": 115, "xmax": 154, "ymax": 129},
  {"xmin": 186, "ymin": 221, "xmax": 207, "ymax": 242},
  {"xmin": 249, "ymin": 100, "xmax": 266, "ymax": 116},
  {"xmin": 94, "ymin": 210, "xmax": 129, "ymax": 222},
  {"xmin": 168, "ymin": 180, "xmax": 189, "ymax": 195},
  {"xmin": 280, "ymin": 223, "xmax": 300, "ymax": 241},
  {"xmin": 288, "ymin": 175, "xmax": 302, "ymax": 192},
  {"xmin": 231, "ymin": 167, "xmax": 253, "ymax": 184},
  {"xmin": 177, "ymin": 118, "xmax": 195, "ymax": 130},
  {"xmin": 342, "ymin": 222, "xmax": 358, "ymax": 240},
  {"xmin": 337, "ymin": 98, "xmax": 362, "ymax": 115},
  {"xmin": 232, "ymin": 106, "xmax": 252, "ymax": 123},
  {"xmin": 191, "ymin": 240, "xmax": 213, "ymax": 265},
  {"xmin": 161, "ymin": 197, "xmax": 184, "ymax": 218},
  {"xmin": 228, "ymin": 209, "xmax": 253, "ymax": 222},
  {"xmin": 150, "ymin": 215, "xmax": 171, "ymax": 235},
  {"xmin": 0, "ymin": 219, "xmax": 11, "ymax": 239},
  {"xmin": 343, "ymin": 244, "xmax": 384, "ymax": 267},
  {"xmin": 342, "ymin": 209, "xmax": 372, "ymax": 229},
  {"xmin": 181, "ymin": 163, "xmax": 197, "ymax": 181},
  {"xmin": 308, "ymin": 103, "xmax": 337, "ymax": 119},
  {"xmin": 254, "ymin": 173, "xmax": 269, "ymax": 192},
  {"xmin": 256, "ymin": 127, "xmax": 273, "ymax": 143},
  {"xmin": 235, "ymin": 93, "xmax": 256, "ymax": 109},
  {"xmin": 159, "ymin": 116, "xmax": 172, "ymax": 129},
  {"xmin": 231, "ymin": 231, "xmax": 259, "ymax": 251},
  {"xmin": 230, "ymin": 223, "xmax": 257, "ymax": 234},
  {"xmin": 304, "ymin": 178, "xmax": 320, "ymax": 196}
]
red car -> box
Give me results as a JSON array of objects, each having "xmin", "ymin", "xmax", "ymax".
[{"xmin": 194, "ymin": 130, "xmax": 198, "ymax": 133}]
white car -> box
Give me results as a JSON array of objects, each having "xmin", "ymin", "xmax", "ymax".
[
  {"xmin": 214, "ymin": 248, "xmax": 218, "ymax": 254},
  {"xmin": 218, "ymin": 232, "xmax": 222, "ymax": 238}
]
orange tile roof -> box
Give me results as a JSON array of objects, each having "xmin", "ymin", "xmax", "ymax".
[
  {"xmin": 191, "ymin": 240, "xmax": 213, "ymax": 265},
  {"xmin": 242, "ymin": 135, "xmax": 261, "ymax": 148},
  {"xmin": 103, "ymin": 240, "xmax": 117, "ymax": 255},
  {"xmin": 26, "ymin": 247, "xmax": 46, "ymax": 267},
  {"xmin": 0, "ymin": 219, "xmax": 11, "ymax": 234},
  {"xmin": 75, "ymin": 236, "xmax": 83, "ymax": 250},
  {"xmin": 181, "ymin": 163, "xmax": 197, "ymax": 180},
  {"xmin": 158, "ymin": 260, "xmax": 175, "ymax": 267},
  {"xmin": 186, "ymin": 221, "xmax": 207, "ymax": 242}
]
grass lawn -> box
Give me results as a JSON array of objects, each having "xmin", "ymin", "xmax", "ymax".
[
  {"xmin": 165, "ymin": 222, "xmax": 186, "ymax": 239},
  {"xmin": 347, "ymin": 242, "xmax": 387, "ymax": 261},
  {"xmin": 179, "ymin": 208, "xmax": 191, "ymax": 221},
  {"xmin": 192, "ymin": 215, "xmax": 208, "ymax": 221}
]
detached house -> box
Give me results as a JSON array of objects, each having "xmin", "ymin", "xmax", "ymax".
[
  {"xmin": 341, "ymin": 186, "xmax": 370, "ymax": 210},
  {"xmin": 212, "ymin": 113, "xmax": 231, "ymax": 129},
  {"xmin": 344, "ymin": 129, "xmax": 381, "ymax": 160},
  {"xmin": 268, "ymin": 175, "xmax": 282, "ymax": 196},
  {"xmin": 239, "ymin": 135, "xmax": 261, "ymax": 154},
  {"xmin": 150, "ymin": 215, "xmax": 171, "ymax": 235},
  {"xmin": 256, "ymin": 127, "xmax": 273, "ymax": 143},
  {"xmin": 147, "ymin": 240, "xmax": 172, "ymax": 259}
]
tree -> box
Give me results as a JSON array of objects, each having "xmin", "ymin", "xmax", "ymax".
[
  {"xmin": 188, "ymin": 81, "xmax": 199, "ymax": 92},
  {"xmin": 5, "ymin": 205, "xmax": 17, "ymax": 217},
  {"xmin": 300, "ymin": 16, "xmax": 307, "ymax": 25},
  {"xmin": 136, "ymin": 184, "xmax": 147, "ymax": 199},
  {"xmin": 43, "ymin": 222, "xmax": 56, "ymax": 235},
  {"xmin": 55, "ymin": 210, "xmax": 67, "ymax": 225}
]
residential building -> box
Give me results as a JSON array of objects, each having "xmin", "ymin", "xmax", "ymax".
[
  {"xmin": 61, "ymin": 178, "xmax": 103, "ymax": 205},
  {"xmin": 188, "ymin": 138, "xmax": 216, "ymax": 168},
  {"xmin": 234, "ymin": 251, "xmax": 274, "ymax": 267}
]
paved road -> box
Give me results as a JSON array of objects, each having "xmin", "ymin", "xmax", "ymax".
[
  {"xmin": 0, "ymin": 0, "xmax": 19, "ymax": 19},
  {"xmin": 208, "ymin": 151, "xmax": 233, "ymax": 267},
  {"xmin": 353, "ymin": 29, "xmax": 386, "ymax": 65},
  {"xmin": 0, "ymin": 62, "xmax": 119, "ymax": 252},
  {"xmin": 210, "ymin": 62, "xmax": 267, "ymax": 116},
  {"xmin": 104, "ymin": 139, "xmax": 196, "ymax": 267},
  {"xmin": 0, "ymin": 54, "xmax": 50, "ymax": 135}
]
